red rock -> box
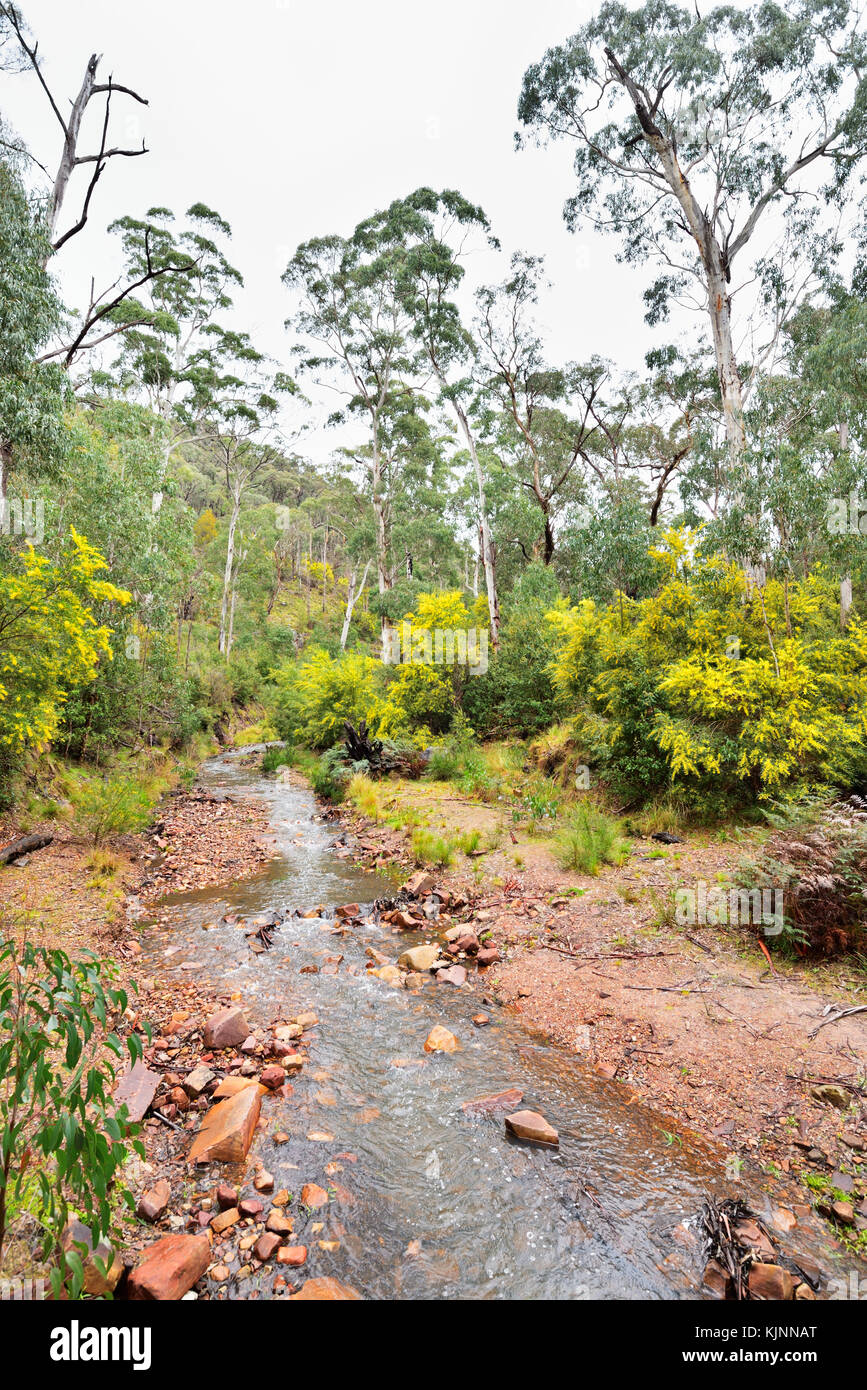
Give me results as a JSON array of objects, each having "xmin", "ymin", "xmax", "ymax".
[
  {"xmin": 278, "ymin": 1244, "xmax": 307, "ymax": 1267},
  {"xmin": 254, "ymin": 1233, "xmax": 282, "ymax": 1261},
  {"xmin": 215, "ymin": 1183, "xmax": 238, "ymax": 1210},
  {"xmin": 137, "ymin": 1179, "xmax": 171, "ymax": 1223},
  {"xmin": 259, "ymin": 1065, "xmax": 285, "ymax": 1090},
  {"xmin": 462, "ymin": 1088, "xmax": 524, "ymax": 1116},
  {"xmin": 336, "ymin": 903, "xmax": 360, "ymax": 918},
  {"xmin": 449, "ymin": 932, "xmax": 479, "ymax": 955},
  {"xmin": 472, "ymin": 1013, "xmax": 490, "ymax": 1027},
  {"xmin": 505, "ymin": 1110, "xmax": 559, "ymax": 1146},
  {"xmin": 435, "ymin": 965, "xmax": 467, "ymax": 987},
  {"xmin": 266, "ymin": 1212, "xmax": 294, "ymax": 1235},
  {"xmin": 734, "ymin": 1219, "xmax": 776, "ymax": 1260},
  {"xmin": 127, "ymin": 1234, "xmax": 211, "ymax": 1300},
  {"xmin": 202, "ymin": 1006, "xmax": 249, "ymax": 1050},
  {"xmin": 595, "ymin": 1063, "xmax": 618, "ymax": 1080},
  {"xmin": 702, "ymin": 1259, "xmax": 732, "ymax": 1299},
  {"xmin": 300, "ymin": 1183, "xmax": 329, "ymax": 1209},
  {"xmin": 238, "ymin": 1198, "xmax": 264, "ymax": 1219},
  {"xmin": 748, "ymin": 1264, "xmax": 796, "ymax": 1300},
  {"xmin": 112, "ymin": 1059, "xmax": 161, "ymax": 1123},
  {"xmin": 188, "ymin": 1085, "xmax": 261, "ymax": 1164},
  {"xmin": 254, "ymin": 1170, "xmax": 275, "ymax": 1193},
  {"xmin": 476, "ymin": 947, "xmax": 500, "ymax": 967},
  {"xmin": 401, "ymin": 871, "xmax": 434, "ymax": 897},
  {"xmin": 290, "ymin": 1276, "xmax": 362, "ymax": 1300}
]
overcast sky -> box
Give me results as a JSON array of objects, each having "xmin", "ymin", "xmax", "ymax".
[{"xmin": 5, "ymin": 1, "xmax": 722, "ymax": 458}]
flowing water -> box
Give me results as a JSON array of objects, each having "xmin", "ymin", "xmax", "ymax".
[{"xmin": 140, "ymin": 750, "xmax": 848, "ymax": 1301}]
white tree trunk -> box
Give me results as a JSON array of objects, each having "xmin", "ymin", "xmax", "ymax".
[
  {"xmin": 452, "ymin": 398, "xmax": 500, "ymax": 648},
  {"xmin": 340, "ymin": 558, "xmax": 372, "ymax": 649},
  {"xmin": 219, "ymin": 489, "xmax": 241, "ymax": 654}
]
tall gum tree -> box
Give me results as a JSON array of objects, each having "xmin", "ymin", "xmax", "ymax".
[
  {"xmin": 517, "ymin": 0, "xmax": 867, "ymax": 467},
  {"xmin": 376, "ymin": 188, "xmax": 502, "ymax": 649},
  {"xmin": 284, "ymin": 226, "xmax": 417, "ymax": 603}
]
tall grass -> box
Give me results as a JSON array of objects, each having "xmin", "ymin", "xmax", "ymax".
[
  {"xmin": 411, "ymin": 828, "xmax": 455, "ymax": 868},
  {"xmin": 556, "ymin": 805, "xmax": 630, "ymax": 875}
]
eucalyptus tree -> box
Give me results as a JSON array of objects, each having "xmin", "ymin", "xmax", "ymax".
[
  {"xmin": 283, "ymin": 221, "xmax": 418, "ymax": 601},
  {"xmin": 197, "ymin": 362, "xmax": 294, "ymax": 654},
  {"xmin": 0, "ymin": 158, "xmax": 67, "ymax": 507},
  {"xmin": 475, "ymin": 253, "xmax": 599, "ymax": 565},
  {"xmin": 376, "ymin": 188, "xmax": 503, "ymax": 646},
  {"xmin": 517, "ymin": 0, "xmax": 867, "ymax": 465},
  {"xmin": 96, "ymin": 206, "xmax": 244, "ymax": 477}
]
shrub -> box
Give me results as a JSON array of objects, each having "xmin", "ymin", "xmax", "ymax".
[
  {"xmin": 273, "ymin": 649, "xmax": 385, "ymax": 749},
  {"xmin": 309, "ymin": 748, "xmax": 348, "ymax": 803},
  {"xmin": 426, "ymin": 748, "xmax": 460, "ymax": 781},
  {"xmin": 0, "ymin": 934, "xmax": 145, "ymax": 1296},
  {"xmin": 71, "ymin": 772, "xmax": 153, "ymax": 845},
  {"xmin": 346, "ymin": 773, "xmax": 386, "ymax": 820},
  {"xmin": 742, "ymin": 805, "xmax": 867, "ymax": 956},
  {"xmin": 547, "ymin": 531, "xmax": 867, "ymax": 805},
  {"xmin": 555, "ymin": 805, "xmax": 631, "ymax": 874},
  {"xmin": 261, "ymin": 745, "xmax": 294, "ymax": 774}
]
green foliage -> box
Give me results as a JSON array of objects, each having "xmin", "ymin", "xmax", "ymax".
[
  {"xmin": 411, "ymin": 828, "xmax": 455, "ymax": 868},
  {"xmin": 0, "ymin": 159, "xmax": 69, "ymax": 485},
  {"xmin": 0, "ymin": 529, "xmax": 130, "ymax": 755},
  {"xmin": 309, "ymin": 748, "xmax": 349, "ymax": 803},
  {"xmin": 465, "ymin": 563, "xmax": 560, "ymax": 736},
  {"xmin": 555, "ymin": 805, "xmax": 631, "ymax": 875},
  {"xmin": 0, "ymin": 933, "xmax": 145, "ymax": 1296},
  {"xmin": 69, "ymin": 770, "xmax": 155, "ymax": 846},
  {"xmin": 273, "ymin": 648, "xmax": 385, "ymax": 749},
  {"xmin": 547, "ymin": 531, "xmax": 867, "ymax": 806}
]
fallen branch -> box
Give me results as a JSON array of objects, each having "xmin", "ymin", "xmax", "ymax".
[
  {"xmin": 807, "ymin": 1005, "xmax": 867, "ymax": 1039},
  {"xmin": 0, "ymin": 832, "xmax": 53, "ymax": 865}
]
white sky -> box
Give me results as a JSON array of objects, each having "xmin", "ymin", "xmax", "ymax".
[{"xmin": 2, "ymin": 0, "xmax": 762, "ymax": 463}]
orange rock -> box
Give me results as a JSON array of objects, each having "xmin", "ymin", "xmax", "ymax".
[
  {"xmin": 423, "ymin": 1025, "xmax": 458, "ymax": 1054},
  {"xmin": 211, "ymin": 1207, "xmax": 240, "ymax": 1235},
  {"xmin": 462, "ymin": 1088, "xmax": 524, "ymax": 1116},
  {"xmin": 278, "ymin": 1245, "xmax": 307, "ymax": 1267},
  {"xmin": 188, "ymin": 1085, "xmax": 261, "ymax": 1164},
  {"xmin": 290, "ymin": 1276, "xmax": 362, "ymax": 1299},
  {"xmin": 301, "ymin": 1183, "xmax": 329, "ymax": 1209},
  {"xmin": 211, "ymin": 1075, "xmax": 264, "ymax": 1099},
  {"xmin": 504, "ymin": 1110, "xmax": 559, "ymax": 1146},
  {"xmin": 127, "ymin": 1234, "xmax": 211, "ymax": 1300}
]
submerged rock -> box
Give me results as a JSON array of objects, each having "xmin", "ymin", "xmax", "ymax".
[
  {"xmin": 424, "ymin": 1025, "xmax": 459, "ymax": 1054},
  {"xmin": 462, "ymin": 1088, "xmax": 524, "ymax": 1116},
  {"xmin": 504, "ymin": 1110, "xmax": 559, "ymax": 1147}
]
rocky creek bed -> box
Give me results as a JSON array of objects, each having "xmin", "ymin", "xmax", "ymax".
[{"xmin": 79, "ymin": 747, "xmax": 862, "ymax": 1303}]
